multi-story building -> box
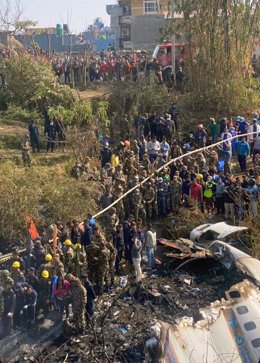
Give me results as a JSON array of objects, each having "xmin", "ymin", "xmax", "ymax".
[{"xmin": 107, "ymin": 0, "xmax": 169, "ymax": 50}]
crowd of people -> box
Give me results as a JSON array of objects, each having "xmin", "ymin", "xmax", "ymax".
[
  {"xmin": 51, "ymin": 50, "xmax": 177, "ymax": 84},
  {"xmin": 2, "ymin": 97, "xmax": 260, "ymax": 340}
]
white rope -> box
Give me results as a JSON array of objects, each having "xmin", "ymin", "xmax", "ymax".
[{"xmin": 93, "ymin": 131, "xmax": 259, "ymax": 219}]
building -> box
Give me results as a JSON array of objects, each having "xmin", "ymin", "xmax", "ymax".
[{"xmin": 107, "ymin": 0, "xmax": 169, "ymax": 50}]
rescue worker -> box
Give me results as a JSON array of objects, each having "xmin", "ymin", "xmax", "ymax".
[
  {"xmin": 68, "ymin": 275, "xmax": 87, "ymax": 333},
  {"xmin": 10, "ymin": 261, "xmax": 25, "ymax": 285},
  {"xmin": 63, "ymin": 239, "xmax": 74, "ymax": 273},
  {"xmin": 21, "ymin": 136, "xmax": 31, "ymax": 167},
  {"xmin": 1, "ymin": 282, "xmax": 16, "ymax": 338}
]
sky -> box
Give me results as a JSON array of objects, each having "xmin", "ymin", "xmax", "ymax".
[{"xmin": 22, "ymin": 0, "xmax": 112, "ymax": 33}]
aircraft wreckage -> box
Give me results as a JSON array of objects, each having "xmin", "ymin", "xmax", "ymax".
[{"xmin": 155, "ymin": 222, "xmax": 260, "ymax": 363}]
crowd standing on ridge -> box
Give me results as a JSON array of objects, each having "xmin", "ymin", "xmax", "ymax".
[{"xmin": 3, "ymin": 100, "xmax": 260, "ymax": 340}]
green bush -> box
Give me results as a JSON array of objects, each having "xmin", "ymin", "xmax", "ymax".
[{"xmin": 2, "ymin": 105, "xmax": 42, "ymax": 123}]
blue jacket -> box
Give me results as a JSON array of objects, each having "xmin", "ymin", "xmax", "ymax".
[{"xmin": 235, "ymin": 141, "xmax": 250, "ymax": 157}]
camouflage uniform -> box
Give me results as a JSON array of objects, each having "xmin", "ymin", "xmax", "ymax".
[
  {"xmin": 39, "ymin": 262, "xmax": 56, "ymax": 279},
  {"xmin": 132, "ymin": 140, "xmax": 140, "ymax": 159},
  {"xmin": 51, "ymin": 260, "xmax": 65, "ymax": 277},
  {"xmin": 142, "ymin": 155, "xmax": 151, "ymax": 174},
  {"xmin": 64, "ymin": 247, "xmax": 74, "ymax": 273},
  {"xmin": 131, "ymin": 189, "xmax": 143, "ymax": 222},
  {"xmin": 114, "ymin": 166, "xmax": 126, "ymax": 190},
  {"xmin": 21, "ymin": 139, "xmax": 31, "ymax": 167},
  {"xmin": 113, "ymin": 186, "xmax": 125, "ymax": 222},
  {"xmin": 0, "ymin": 271, "xmax": 13, "ymax": 288},
  {"xmin": 10, "ymin": 269, "xmax": 25, "ymax": 285},
  {"xmin": 124, "ymin": 153, "xmax": 138, "ymax": 180},
  {"xmin": 96, "ymin": 245, "xmax": 110, "ymax": 295},
  {"xmin": 71, "ymin": 250, "xmax": 87, "ymax": 278},
  {"xmin": 103, "ymin": 208, "xmax": 119, "ymax": 240},
  {"xmin": 106, "ymin": 242, "xmax": 116, "ymax": 286},
  {"xmin": 171, "ymin": 178, "xmax": 182, "ymax": 212},
  {"xmin": 70, "ymin": 278, "xmax": 87, "ymax": 333},
  {"xmin": 86, "ymin": 243, "xmax": 100, "ymax": 285},
  {"xmin": 143, "ymin": 184, "xmax": 156, "ymax": 222}
]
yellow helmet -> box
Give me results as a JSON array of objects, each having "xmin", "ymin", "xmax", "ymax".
[
  {"xmin": 45, "ymin": 254, "xmax": 53, "ymax": 262},
  {"xmin": 41, "ymin": 270, "xmax": 49, "ymax": 279},
  {"xmin": 12, "ymin": 261, "xmax": 20, "ymax": 268},
  {"xmin": 74, "ymin": 243, "xmax": 82, "ymax": 250},
  {"xmin": 64, "ymin": 239, "xmax": 72, "ymax": 246}
]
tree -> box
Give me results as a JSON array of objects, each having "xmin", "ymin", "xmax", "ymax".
[
  {"xmin": 3, "ymin": 54, "xmax": 79, "ymax": 110},
  {"xmin": 0, "ymin": 0, "xmax": 36, "ymax": 34},
  {"xmin": 163, "ymin": 0, "xmax": 260, "ymax": 114}
]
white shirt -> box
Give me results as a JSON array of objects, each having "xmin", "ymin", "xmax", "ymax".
[
  {"xmin": 147, "ymin": 140, "xmax": 160, "ymax": 155},
  {"xmin": 249, "ymin": 124, "xmax": 260, "ymax": 141}
]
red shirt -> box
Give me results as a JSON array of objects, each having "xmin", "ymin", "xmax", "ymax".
[{"xmin": 190, "ymin": 182, "xmax": 202, "ymax": 201}]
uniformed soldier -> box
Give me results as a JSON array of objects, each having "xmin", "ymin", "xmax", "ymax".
[
  {"xmin": 131, "ymin": 188, "xmax": 143, "ymax": 222},
  {"xmin": 170, "ymin": 176, "xmax": 183, "ymax": 212},
  {"xmin": 10, "ymin": 262, "xmax": 25, "ymax": 285},
  {"xmin": 21, "ymin": 136, "xmax": 31, "ymax": 167},
  {"xmin": 38, "ymin": 270, "xmax": 51, "ymax": 316},
  {"xmin": 63, "ymin": 239, "xmax": 74, "ymax": 273},
  {"xmin": 69, "ymin": 276, "xmax": 87, "ymax": 334},
  {"xmin": 105, "ymin": 241, "xmax": 116, "ymax": 286},
  {"xmin": 71, "ymin": 243, "xmax": 87, "ymax": 278},
  {"xmin": 143, "ymin": 182, "xmax": 156, "ymax": 222},
  {"xmin": 38, "ymin": 254, "xmax": 55, "ymax": 278},
  {"xmin": 86, "ymin": 242, "xmax": 100, "ymax": 285},
  {"xmin": 96, "ymin": 241, "xmax": 110, "ymax": 295}
]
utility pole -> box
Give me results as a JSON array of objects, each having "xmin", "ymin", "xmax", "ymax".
[{"xmin": 171, "ymin": 0, "xmax": 176, "ymax": 81}]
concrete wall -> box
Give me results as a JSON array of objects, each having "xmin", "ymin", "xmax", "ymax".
[
  {"xmin": 107, "ymin": 5, "xmax": 122, "ymax": 49},
  {"xmin": 131, "ymin": 15, "xmax": 165, "ymax": 49}
]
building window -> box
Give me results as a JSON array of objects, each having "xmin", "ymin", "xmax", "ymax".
[
  {"xmin": 252, "ymin": 338, "xmax": 260, "ymax": 349},
  {"xmin": 236, "ymin": 306, "xmax": 249, "ymax": 315},
  {"xmin": 244, "ymin": 322, "xmax": 256, "ymax": 331},
  {"xmin": 144, "ymin": 1, "xmax": 159, "ymax": 14}
]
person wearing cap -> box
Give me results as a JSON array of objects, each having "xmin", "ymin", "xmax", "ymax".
[
  {"xmin": 1, "ymin": 282, "xmax": 16, "ymax": 338},
  {"xmin": 23, "ymin": 285, "xmax": 37, "ymax": 328},
  {"xmin": 203, "ymin": 176, "xmax": 216, "ymax": 218},
  {"xmin": 81, "ymin": 274, "xmax": 96, "ymax": 319},
  {"xmin": 32, "ymin": 240, "xmax": 45, "ymax": 270},
  {"xmin": 71, "ymin": 243, "xmax": 87, "ymax": 278},
  {"xmin": 11, "ymin": 261, "xmax": 25, "ymax": 285},
  {"xmin": 209, "ymin": 118, "xmax": 219, "ymax": 144},
  {"xmin": 237, "ymin": 117, "xmax": 248, "ymax": 137},
  {"xmin": 38, "ymin": 270, "xmax": 51, "ymax": 316},
  {"xmin": 235, "ymin": 137, "xmax": 250, "ymax": 172},
  {"xmin": 13, "ymin": 282, "xmax": 25, "ymax": 328},
  {"xmin": 26, "ymin": 267, "xmax": 40, "ymax": 293}
]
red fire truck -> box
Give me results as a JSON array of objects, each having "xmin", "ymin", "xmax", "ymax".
[{"xmin": 152, "ymin": 42, "xmax": 187, "ymax": 81}]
